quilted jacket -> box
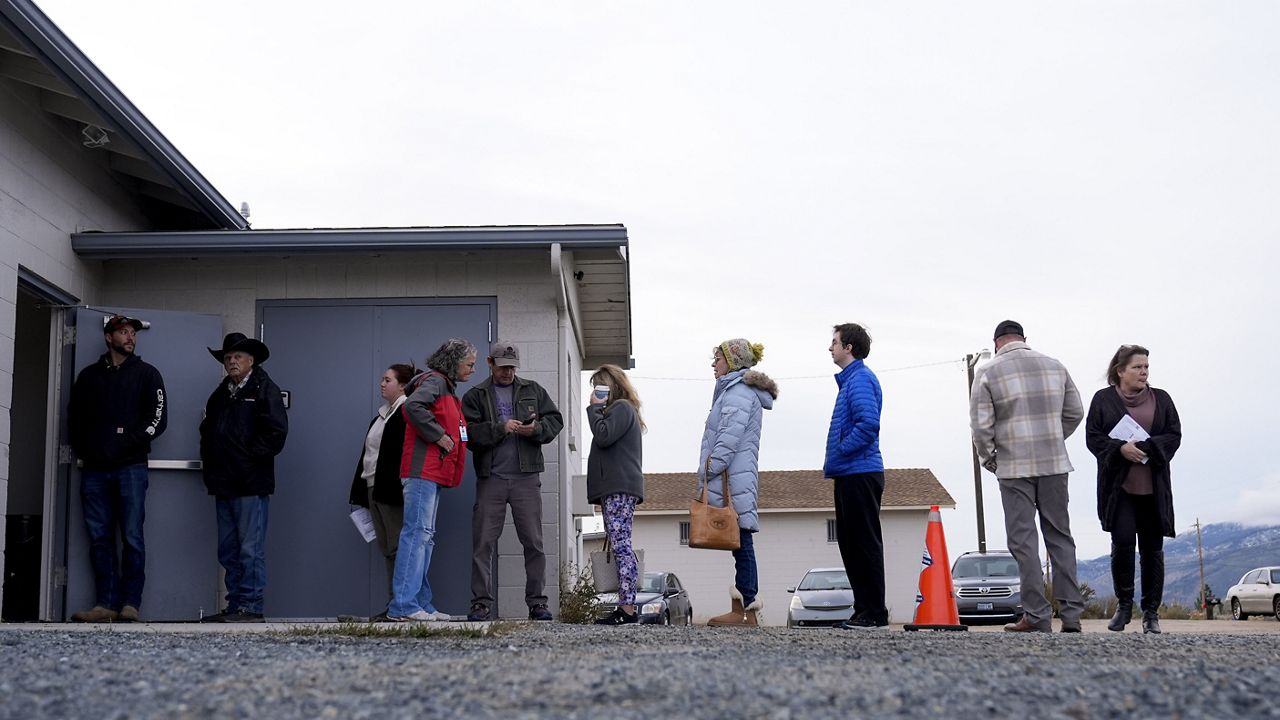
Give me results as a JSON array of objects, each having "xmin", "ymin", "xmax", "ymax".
[
  {"xmin": 697, "ymin": 368, "xmax": 779, "ymax": 532},
  {"xmin": 823, "ymin": 359, "xmax": 884, "ymax": 477}
]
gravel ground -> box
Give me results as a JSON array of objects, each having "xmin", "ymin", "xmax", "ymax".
[{"xmin": 1, "ymin": 623, "xmax": 1277, "ymax": 719}]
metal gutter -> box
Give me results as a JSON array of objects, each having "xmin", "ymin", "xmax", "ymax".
[
  {"xmin": 72, "ymin": 224, "xmax": 629, "ymax": 258},
  {"xmin": 0, "ymin": 0, "xmax": 247, "ymax": 230}
]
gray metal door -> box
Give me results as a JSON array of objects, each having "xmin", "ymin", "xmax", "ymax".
[
  {"xmin": 260, "ymin": 299, "xmax": 493, "ymax": 619},
  {"xmin": 64, "ymin": 307, "xmax": 224, "ymax": 621}
]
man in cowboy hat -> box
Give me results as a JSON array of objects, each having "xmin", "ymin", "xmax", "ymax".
[
  {"xmin": 67, "ymin": 315, "xmax": 167, "ymax": 622},
  {"xmin": 199, "ymin": 332, "xmax": 288, "ymax": 622}
]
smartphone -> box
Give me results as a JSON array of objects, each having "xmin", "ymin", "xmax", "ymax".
[{"xmin": 521, "ymin": 416, "xmax": 535, "ymax": 425}]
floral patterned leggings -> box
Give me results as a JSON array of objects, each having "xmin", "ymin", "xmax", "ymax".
[{"xmin": 601, "ymin": 493, "xmax": 639, "ymax": 606}]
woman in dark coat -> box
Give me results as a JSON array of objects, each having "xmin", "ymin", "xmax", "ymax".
[
  {"xmin": 1085, "ymin": 345, "xmax": 1182, "ymax": 634},
  {"xmin": 585, "ymin": 363, "xmax": 645, "ymax": 626},
  {"xmin": 348, "ymin": 363, "xmax": 416, "ymax": 611}
]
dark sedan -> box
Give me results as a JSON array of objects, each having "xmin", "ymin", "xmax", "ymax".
[{"xmin": 597, "ymin": 571, "xmax": 694, "ymax": 625}]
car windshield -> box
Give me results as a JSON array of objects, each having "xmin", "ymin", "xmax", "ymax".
[
  {"xmin": 952, "ymin": 556, "xmax": 1020, "ymax": 578},
  {"xmin": 799, "ymin": 571, "xmax": 850, "ymax": 591},
  {"xmin": 639, "ymin": 573, "xmax": 663, "ymax": 593}
]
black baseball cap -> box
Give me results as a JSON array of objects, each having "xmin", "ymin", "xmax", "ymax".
[{"xmin": 993, "ymin": 320, "xmax": 1025, "ymax": 340}]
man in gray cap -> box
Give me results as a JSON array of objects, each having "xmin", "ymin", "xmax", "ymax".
[
  {"xmin": 969, "ymin": 320, "xmax": 1086, "ymax": 633},
  {"xmin": 462, "ymin": 341, "xmax": 564, "ymax": 621}
]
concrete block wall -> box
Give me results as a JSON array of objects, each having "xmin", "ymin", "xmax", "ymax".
[
  {"xmin": 0, "ymin": 78, "xmax": 150, "ymax": 611},
  {"xmin": 97, "ymin": 248, "xmax": 572, "ymax": 617},
  {"xmin": 631, "ymin": 509, "xmax": 930, "ymax": 625}
]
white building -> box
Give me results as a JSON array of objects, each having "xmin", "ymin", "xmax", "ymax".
[
  {"xmin": 582, "ymin": 469, "xmax": 956, "ymax": 625},
  {"xmin": 0, "ymin": 0, "xmax": 631, "ymax": 621}
]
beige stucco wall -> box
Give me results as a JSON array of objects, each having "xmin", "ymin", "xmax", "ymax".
[
  {"xmin": 631, "ymin": 509, "xmax": 931, "ymax": 625},
  {"xmin": 0, "ymin": 77, "xmax": 151, "ymax": 611},
  {"xmin": 96, "ymin": 248, "xmax": 583, "ymax": 617}
]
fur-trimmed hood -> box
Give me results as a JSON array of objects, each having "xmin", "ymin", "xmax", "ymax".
[{"xmin": 742, "ymin": 370, "xmax": 779, "ymax": 404}]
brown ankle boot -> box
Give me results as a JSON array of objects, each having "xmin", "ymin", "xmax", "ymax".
[{"xmin": 707, "ymin": 589, "xmax": 762, "ymax": 627}]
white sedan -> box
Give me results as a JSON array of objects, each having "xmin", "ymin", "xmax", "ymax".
[{"xmin": 1225, "ymin": 566, "xmax": 1280, "ymax": 621}]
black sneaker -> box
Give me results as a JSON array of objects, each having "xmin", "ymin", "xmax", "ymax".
[
  {"xmin": 200, "ymin": 608, "xmax": 236, "ymax": 623},
  {"xmin": 215, "ymin": 609, "xmax": 265, "ymax": 623},
  {"xmin": 528, "ymin": 604, "xmax": 553, "ymax": 621},
  {"xmin": 594, "ymin": 608, "xmax": 638, "ymax": 626},
  {"xmin": 467, "ymin": 604, "xmax": 490, "ymax": 622}
]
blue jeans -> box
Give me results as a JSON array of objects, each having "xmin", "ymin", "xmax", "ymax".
[
  {"xmin": 215, "ymin": 495, "xmax": 270, "ymax": 614},
  {"xmin": 389, "ymin": 478, "xmax": 442, "ymax": 617},
  {"xmin": 80, "ymin": 464, "xmax": 148, "ymax": 609},
  {"xmin": 732, "ymin": 528, "xmax": 758, "ymax": 606}
]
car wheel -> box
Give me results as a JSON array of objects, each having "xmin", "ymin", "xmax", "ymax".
[
  {"xmin": 661, "ymin": 610, "xmax": 670, "ymax": 626},
  {"xmin": 1273, "ymin": 596, "xmax": 1279, "ymax": 621},
  {"xmin": 1232, "ymin": 598, "xmax": 1249, "ymax": 621}
]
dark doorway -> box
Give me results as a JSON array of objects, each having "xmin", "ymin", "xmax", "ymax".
[{"xmin": 3, "ymin": 282, "xmax": 55, "ymax": 621}]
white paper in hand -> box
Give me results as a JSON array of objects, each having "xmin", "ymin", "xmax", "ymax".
[
  {"xmin": 1108, "ymin": 414, "xmax": 1150, "ymax": 442},
  {"xmin": 1109, "ymin": 414, "xmax": 1151, "ymax": 464},
  {"xmin": 349, "ymin": 507, "xmax": 377, "ymax": 543}
]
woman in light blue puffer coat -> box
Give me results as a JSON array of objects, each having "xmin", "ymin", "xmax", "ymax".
[{"xmin": 699, "ymin": 338, "xmax": 778, "ymax": 626}]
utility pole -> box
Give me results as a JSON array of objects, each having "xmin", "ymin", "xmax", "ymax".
[
  {"xmin": 965, "ymin": 351, "xmax": 990, "ymax": 553},
  {"xmin": 1195, "ymin": 518, "xmax": 1207, "ymax": 617}
]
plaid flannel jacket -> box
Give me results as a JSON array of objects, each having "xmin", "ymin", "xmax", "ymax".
[{"xmin": 969, "ymin": 341, "xmax": 1083, "ymax": 479}]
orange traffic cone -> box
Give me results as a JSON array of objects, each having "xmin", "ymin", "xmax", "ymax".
[{"xmin": 904, "ymin": 505, "xmax": 968, "ymax": 632}]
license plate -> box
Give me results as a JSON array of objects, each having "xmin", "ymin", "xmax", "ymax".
[{"xmin": 977, "ymin": 602, "xmax": 994, "ymax": 611}]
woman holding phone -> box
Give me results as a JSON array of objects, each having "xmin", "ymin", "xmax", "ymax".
[{"xmin": 585, "ymin": 364, "xmax": 645, "ymax": 625}]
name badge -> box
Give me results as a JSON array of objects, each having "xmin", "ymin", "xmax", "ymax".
[{"xmin": 459, "ymin": 422, "xmax": 468, "ymax": 442}]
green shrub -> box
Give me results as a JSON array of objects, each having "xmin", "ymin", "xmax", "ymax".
[{"xmin": 558, "ymin": 562, "xmax": 604, "ymax": 624}]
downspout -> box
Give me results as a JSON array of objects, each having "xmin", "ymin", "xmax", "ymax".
[{"xmin": 550, "ymin": 244, "xmax": 573, "ymax": 583}]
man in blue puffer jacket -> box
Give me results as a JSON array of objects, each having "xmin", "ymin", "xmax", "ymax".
[{"xmin": 824, "ymin": 323, "xmax": 888, "ymax": 629}]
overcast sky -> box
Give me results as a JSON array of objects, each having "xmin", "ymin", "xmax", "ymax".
[{"xmin": 38, "ymin": 1, "xmax": 1280, "ymax": 561}]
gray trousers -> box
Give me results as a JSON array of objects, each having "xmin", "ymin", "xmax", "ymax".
[
  {"xmin": 367, "ymin": 486, "xmax": 403, "ymax": 599},
  {"xmin": 470, "ymin": 474, "xmax": 547, "ymax": 611},
  {"xmin": 998, "ymin": 474, "xmax": 1085, "ymax": 628}
]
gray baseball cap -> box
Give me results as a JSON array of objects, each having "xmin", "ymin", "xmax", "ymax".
[{"xmin": 489, "ymin": 340, "xmax": 520, "ymax": 367}]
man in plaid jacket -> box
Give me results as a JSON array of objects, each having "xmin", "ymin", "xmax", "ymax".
[{"xmin": 970, "ymin": 320, "xmax": 1085, "ymax": 633}]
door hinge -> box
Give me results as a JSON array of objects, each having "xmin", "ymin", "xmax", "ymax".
[
  {"xmin": 58, "ymin": 445, "xmax": 74, "ymax": 464},
  {"xmin": 62, "ymin": 325, "xmax": 76, "ymax": 345},
  {"xmin": 53, "ymin": 566, "xmax": 67, "ymax": 588}
]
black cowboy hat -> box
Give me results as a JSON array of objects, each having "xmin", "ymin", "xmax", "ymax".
[{"xmin": 208, "ymin": 332, "xmax": 270, "ymax": 364}]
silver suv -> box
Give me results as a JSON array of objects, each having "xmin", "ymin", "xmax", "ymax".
[{"xmin": 951, "ymin": 551, "xmax": 1023, "ymax": 625}]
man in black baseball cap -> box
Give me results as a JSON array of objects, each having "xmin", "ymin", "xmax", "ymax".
[{"xmin": 67, "ymin": 315, "xmax": 167, "ymax": 622}]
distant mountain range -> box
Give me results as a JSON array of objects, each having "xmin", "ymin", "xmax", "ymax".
[{"xmin": 1076, "ymin": 522, "xmax": 1280, "ymax": 606}]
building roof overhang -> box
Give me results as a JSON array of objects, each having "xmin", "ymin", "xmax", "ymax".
[
  {"xmin": 73, "ymin": 223, "xmax": 633, "ymax": 367},
  {"xmin": 0, "ymin": 0, "xmax": 245, "ymax": 230}
]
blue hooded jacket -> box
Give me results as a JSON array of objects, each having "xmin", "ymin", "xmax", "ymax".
[
  {"xmin": 698, "ymin": 368, "xmax": 779, "ymax": 532},
  {"xmin": 823, "ymin": 359, "xmax": 884, "ymax": 477}
]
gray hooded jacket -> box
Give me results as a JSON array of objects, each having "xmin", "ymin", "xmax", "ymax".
[{"xmin": 697, "ymin": 368, "xmax": 778, "ymax": 532}]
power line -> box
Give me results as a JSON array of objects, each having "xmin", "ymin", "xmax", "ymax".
[{"xmin": 626, "ymin": 357, "xmax": 964, "ymax": 382}]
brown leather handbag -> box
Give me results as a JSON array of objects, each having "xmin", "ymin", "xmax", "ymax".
[{"xmin": 688, "ymin": 460, "xmax": 741, "ymax": 550}]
